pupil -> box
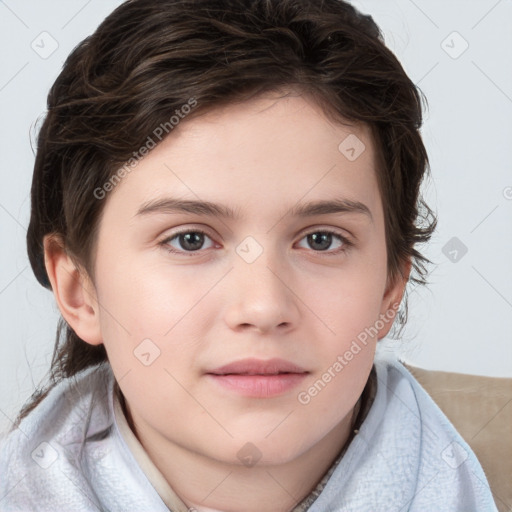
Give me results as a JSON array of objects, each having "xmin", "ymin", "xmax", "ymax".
[
  {"xmin": 181, "ymin": 232, "xmax": 204, "ymax": 251},
  {"xmin": 309, "ymin": 232, "xmax": 331, "ymax": 251}
]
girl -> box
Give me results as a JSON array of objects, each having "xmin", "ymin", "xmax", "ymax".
[{"xmin": 0, "ymin": 0, "xmax": 497, "ymax": 510}]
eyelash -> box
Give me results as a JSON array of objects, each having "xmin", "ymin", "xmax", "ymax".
[{"xmin": 159, "ymin": 227, "xmax": 353, "ymax": 257}]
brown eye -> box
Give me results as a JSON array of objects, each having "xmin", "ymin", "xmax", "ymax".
[
  {"xmin": 307, "ymin": 232, "xmax": 333, "ymax": 251},
  {"xmin": 162, "ymin": 229, "xmax": 215, "ymax": 254},
  {"xmin": 296, "ymin": 230, "xmax": 352, "ymax": 254}
]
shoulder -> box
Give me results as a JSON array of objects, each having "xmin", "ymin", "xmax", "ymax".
[
  {"xmin": 0, "ymin": 362, "xmax": 170, "ymax": 511},
  {"xmin": 0, "ymin": 363, "xmax": 115, "ymax": 510},
  {"xmin": 2, "ymin": 362, "xmax": 114, "ymax": 446},
  {"xmin": 311, "ymin": 351, "xmax": 497, "ymax": 511},
  {"xmin": 370, "ymin": 351, "xmax": 498, "ymax": 511}
]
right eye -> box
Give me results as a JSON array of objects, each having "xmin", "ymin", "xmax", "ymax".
[{"xmin": 159, "ymin": 228, "xmax": 217, "ymax": 255}]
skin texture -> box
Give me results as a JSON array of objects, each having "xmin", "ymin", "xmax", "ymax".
[{"xmin": 44, "ymin": 90, "xmax": 410, "ymax": 512}]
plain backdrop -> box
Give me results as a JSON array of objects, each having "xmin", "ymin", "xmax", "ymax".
[{"xmin": 1, "ymin": 0, "xmax": 511, "ymax": 436}]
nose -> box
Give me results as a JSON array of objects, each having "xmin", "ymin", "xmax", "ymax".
[{"xmin": 223, "ymin": 247, "xmax": 301, "ymax": 335}]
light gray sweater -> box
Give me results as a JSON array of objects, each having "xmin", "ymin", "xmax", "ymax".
[{"xmin": 0, "ymin": 353, "xmax": 498, "ymax": 511}]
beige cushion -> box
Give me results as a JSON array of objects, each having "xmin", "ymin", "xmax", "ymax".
[{"xmin": 402, "ymin": 363, "xmax": 512, "ymax": 512}]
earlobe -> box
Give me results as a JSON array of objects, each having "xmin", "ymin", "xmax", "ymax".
[
  {"xmin": 43, "ymin": 234, "xmax": 103, "ymax": 346},
  {"xmin": 377, "ymin": 259, "xmax": 412, "ymax": 340}
]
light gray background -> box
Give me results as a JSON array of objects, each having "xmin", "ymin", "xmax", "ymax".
[{"xmin": 1, "ymin": 0, "xmax": 511, "ymax": 436}]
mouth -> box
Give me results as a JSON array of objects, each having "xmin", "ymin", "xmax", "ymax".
[
  {"xmin": 208, "ymin": 357, "xmax": 308, "ymax": 376},
  {"xmin": 206, "ymin": 358, "xmax": 309, "ymax": 398}
]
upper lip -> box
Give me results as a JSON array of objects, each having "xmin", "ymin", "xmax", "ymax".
[{"xmin": 207, "ymin": 358, "xmax": 308, "ymax": 375}]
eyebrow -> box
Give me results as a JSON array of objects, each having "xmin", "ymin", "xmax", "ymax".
[{"xmin": 136, "ymin": 197, "xmax": 373, "ymax": 222}]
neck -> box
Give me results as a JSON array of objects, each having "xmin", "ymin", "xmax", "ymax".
[{"xmin": 125, "ymin": 399, "xmax": 361, "ymax": 512}]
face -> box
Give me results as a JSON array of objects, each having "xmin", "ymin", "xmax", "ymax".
[{"xmin": 88, "ymin": 91, "xmax": 402, "ymax": 467}]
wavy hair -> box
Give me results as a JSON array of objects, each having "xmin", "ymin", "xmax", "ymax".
[{"xmin": 15, "ymin": 0, "xmax": 437, "ymax": 429}]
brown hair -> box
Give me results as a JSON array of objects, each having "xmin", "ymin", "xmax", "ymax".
[{"xmin": 16, "ymin": 0, "xmax": 436, "ymax": 428}]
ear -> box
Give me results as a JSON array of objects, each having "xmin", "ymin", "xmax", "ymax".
[
  {"xmin": 376, "ymin": 259, "xmax": 412, "ymax": 340},
  {"xmin": 43, "ymin": 234, "xmax": 103, "ymax": 346}
]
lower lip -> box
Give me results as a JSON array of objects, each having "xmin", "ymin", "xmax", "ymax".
[{"xmin": 207, "ymin": 373, "xmax": 308, "ymax": 398}]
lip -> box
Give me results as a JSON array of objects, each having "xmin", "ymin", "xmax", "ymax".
[
  {"xmin": 206, "ymin": 358, "xmax": 309, "ymax": 398},
  {"xmin": 208, "ymin": 357, "xmax": 308, "ymax": 375}
]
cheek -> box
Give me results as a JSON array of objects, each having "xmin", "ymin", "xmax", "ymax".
[
  {"xmin": 301, "ymin": 253, "xmax": 387, "ymax": 341},
  {"xmin": 93, "ymin": 263, "xmax": 203, "ymax": 418},
  {"xmin": 94, "ymin": 257, "xmax": 216, "ymax": 376},
  {"xmin": 96, "ymin": 256, "xmax": 192, "ymax": 333}
]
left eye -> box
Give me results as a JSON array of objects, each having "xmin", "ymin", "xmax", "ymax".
[{"xmin": 296, "ymin": 231, "xmax": 349, "ymax": 253}]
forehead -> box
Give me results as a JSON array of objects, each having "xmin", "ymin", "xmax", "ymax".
[{"xmin": 101, "ymin": 92, "xmax": 382, "ymax": 226}]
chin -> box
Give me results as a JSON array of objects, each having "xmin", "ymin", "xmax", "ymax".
[{"xmin": 228, "ymin": 436, "xmax": 312, "ymax": 468}]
